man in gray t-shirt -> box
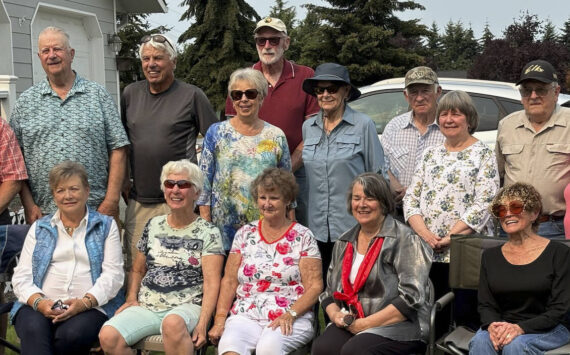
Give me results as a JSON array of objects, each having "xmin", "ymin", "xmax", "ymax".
[{"xmin": 121, "ymin": 34, "xmax": 218, "ymax": 268}]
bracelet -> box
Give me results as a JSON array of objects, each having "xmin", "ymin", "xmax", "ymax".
[
  {"xmin": 81, "ymin": 298, "xmax": 90, "ymax": 310},
  {"xmin": 83, "ymin": 296, "xmax": 93, "ymax": 308},
  {"xmin": 32, "ymin": 296, "xmax": 46, "ymax": 311},
  {"xmin": 83, "ymin": 294, "xmax": 94, "ymax": 308}
]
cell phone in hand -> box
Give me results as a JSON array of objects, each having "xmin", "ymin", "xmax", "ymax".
[{"xmin": 51, "ymin": 299, "xmax": 69, "ymax": 310}]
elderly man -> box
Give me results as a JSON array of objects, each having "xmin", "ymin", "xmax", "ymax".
[
  {"xmin": 496, "ymin": 59, "xmax": 570, "ymax": 239},
  {"xmin": 380, "ymin": 66, "xmax": 444, "ymax": 214},
  {"xmin": 224, "ymin": 17, "xmax": 319, "ymax": 226},
  {"xmin": 10, "ymin": 26, "xmax": 129, "ymax": 223},
  {"xmin": 0, "ymin": 118, "xmax": 27, "ymax": 225},
  {"xmin": 121, "ymin": 34, "xmax": 218, "ymax": 267}
]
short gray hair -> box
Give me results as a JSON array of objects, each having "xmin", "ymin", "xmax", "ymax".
[
  {"xmin": 346, "ymin": 173, "xmax": 394, "ymax": 216},
  {"xmin": 160, "ymin": 160, "xmax": 204, "ymax": 194},
  {"xmin": 228, "ymin": 68, "xmax": 268, "ymax": 100},
  {"xmin": 38, "ymin": 26, "xmax": 72, "ymax": 50},
  {"xmin": 138, "ymin": 34, "xmax": 177, "ymax": 60},
  {"xmin": 436, "ymin": 90, "xmax": 479, "ymax": 135}
]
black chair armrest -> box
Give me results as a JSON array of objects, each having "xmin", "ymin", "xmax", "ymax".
[{"xmin": 428, "ymin": 291, "xmax": 455, "ymax": 355}]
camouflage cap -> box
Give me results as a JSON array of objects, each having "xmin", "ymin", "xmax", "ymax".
[
  {"xmin": 404, "ymin": 66, "xmax": 438, "ymax": 88},
  {"xmin": 254, "ymin": 17, "xmax": 287, "ymax": 35}
]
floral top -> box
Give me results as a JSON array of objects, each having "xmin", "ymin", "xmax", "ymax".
[
  {"xmin": 137, "ymin": 216, "xmax": 225, "ymax": 312},
  {"xmin": 403, "ymin": 141, "xmax": 499, "ymax": 263},
  {"xmin": 197, "ymin": 120, "xmax": 291, "ymax": 251},
  {"xmin": 229, "ymin": 220, "xmax": 321, "ymax": 322}
]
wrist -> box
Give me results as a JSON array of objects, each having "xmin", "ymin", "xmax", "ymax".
[{"xmin": 32, "ymin": 296, "xmax": 46, "ymax": 311}]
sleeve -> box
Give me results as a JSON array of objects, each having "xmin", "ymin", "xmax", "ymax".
[
  {"xmin": 136, "ymin": 219, "xmax": 153, "ymax": 255},
  {"xmin": 100, "ymin": 86, "xmax": 129, "ymax": 151},
  {"xmin": 224, "ymin": 95, "xmax": 237, "ymax": 117},
  {"xmin": 12, "ymin": 223, "xmax": 45, "ymax": 303},
  {"xmin": 193, "ymin": 88, "xmax": 219, "ymax": 137},
  {"xmin": 403, "ymin": 149, "xmax": 428, "ymax": 221},
  {"xmin": 196, "ymin": 124, "xmax": 218, "ymax": 206},
  {"xmin": 0, "ymin": 119, "xmax": 28, "ymax": 181},
  {"xmin": 495, "ymin": 122, "xmax": 505, "ymax": 181},
  {"xmin": 229, "ymin": 224, "xmax": 248, "ymax": 254},
  {"xmin": 379, "ymin": 124, "xmax": 393, "ymax": 173},
  {"xmin": 8, "ymin": 101, "xmax": 23, "ymax": 149},
  {"xmin": 363, "ymin": 117, "xmax": 387, "ymax": 178},
  {"xmin": 460, "ymin": 148, "xmax": 499, "ymax": 232},
  {"xmin": 201, "ymin": 222, "xmax": 225, "ymax": 256},
  {"xmin": 390, "ymin": 233, "xmax": 433, "ymax": 321},
  {"xmin": 300, "ymin": 227, "xmax": 321, "ymax": 259},
  {"xmin": 276, "ymin": 133, "xmax": 292, "ymax": 171},
  {"xmin": 518, "ymin": 244, "xmax": 570, "ymax": 333},
  {"xmin": 318, "ymin": 240, "xmax": 345, "ymax": 310},
  {"xmin": 87, "ymin": 220, "xmax": 124, "ymax": 306},
  {"xmin": 478, "ymin": 250, "xmax": 502, "ymax": 329}
]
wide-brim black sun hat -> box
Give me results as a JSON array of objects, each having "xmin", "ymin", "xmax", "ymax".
[{"xmin": 302, "ymin": 63, "xmax": 361, "ymax": 101}]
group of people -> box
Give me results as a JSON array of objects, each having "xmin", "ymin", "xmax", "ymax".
[{"xmin": 0, "ymin": 13, "xmax": 568, "ymax": 355}]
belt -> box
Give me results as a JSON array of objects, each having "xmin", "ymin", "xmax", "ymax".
[{"xmin": 538, "ymin": 214, "xmax": 564, "ymax": 223}]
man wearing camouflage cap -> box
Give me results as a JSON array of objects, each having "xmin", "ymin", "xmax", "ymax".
[
  {"xmin": 380, "ymin": 66, "xmax": 444, "ymax": 216},
  {"xmin": 496, "ymin": 59, "xmax": 570, "ymax": 239}
]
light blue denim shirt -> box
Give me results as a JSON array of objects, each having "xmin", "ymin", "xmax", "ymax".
[{"xmin": 302, "ymin": 105, "xmax": 387, "ymax": 242}]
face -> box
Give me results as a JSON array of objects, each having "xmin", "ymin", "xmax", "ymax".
[
  {"xmin": 163, "ymin": 173, "xmax": 198, "ymax": 211},
  {"xmin": 438, "ymin": 108, "xmax": 471, "ymax": 140},
  {"xmin": 315, "ymin": 81, "xmax": 350, "ymax": 114},
  {"xmin": 53, "ymin": 175, "xmax": 89, "ymax": 217},
  {"xmin": 404, "ymin": 84, "xmax": 440, "ymax": 116},
  {"xmin": 351, "ymin": 183, "xmax": 383, "ymax": 227},
  {"xmin": 255, "ymin": 28, "xmax": 289, "ymax": 65},
  {"xmin": 495, "ymin": 199, "xmax": 538, "ymax": 235},
  {"xmin": 231, "ymin": 79, "xmax": 261, "ymax": 119},
  {"xmin": 38, "ymin": 31, "xmax": 75, "ymax": 78},
  {"xmin": 520, "ymin": 80, "xmax": 560, "ymax": 122},
  {"xmin": 141, "ymin": 44, "xmax": 176, "ymax": 92},
  {"xmin": 257, "ymin": 187, "xmax": 288, "ymax": 220}
]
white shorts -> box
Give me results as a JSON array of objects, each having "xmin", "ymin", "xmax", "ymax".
[{"xmin": 218, "ymin": 314, "xmax": 314, "ymax": 355}]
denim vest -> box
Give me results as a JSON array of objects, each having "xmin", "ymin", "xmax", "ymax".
[{"xmin": 10, "ymin": 208, "xmax": 124, "ymax": 321}]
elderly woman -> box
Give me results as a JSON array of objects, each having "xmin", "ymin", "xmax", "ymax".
[
  {"xmin": 469, "ymin": 183, "xmax": 570, "ymax": 354},
  {"xmin": 208, "ymin": 168, "xmax": 322, "ymax": 354},
  {"xmin": 99, "ymin": 160, "xmax": 224, "ymax": 354},
  {"xmin": 301, "ymin": 63, "xmax": 386, "ymax": 280},
  {"xmin": 312, "ymin": 173, "xmax": 432, "ymax": 355},
  {"xmin": 198, "ymin": 68, "xmax": 291, "ymax": 252},
  {"xmin": 11, "ymin": 161, "xmax": 124, "ymax": 355},
  {"xmin": 403, "ymin": 90, "xmax": 499, "ymax": 316}
]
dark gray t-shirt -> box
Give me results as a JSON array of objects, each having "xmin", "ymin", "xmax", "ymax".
[{"xmin": 121, "ymin": 79, "xmax": 218, "ymax": 203}]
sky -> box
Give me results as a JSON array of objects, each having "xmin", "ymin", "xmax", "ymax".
[{"xmin": 147, "ymin": 0, "xmax": 569, "ymax": 44}]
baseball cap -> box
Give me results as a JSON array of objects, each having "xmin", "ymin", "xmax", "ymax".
[
  {"xmin": 254, "ymin": 17, "xmax": 287, "ymax": 35},
  {"xmin": 405, "ymin": 66, "xmax": 438, "ymax": 88},
  {"xmin": 516, "ymin": 59, "xmax": 558, "ymax": 85}
]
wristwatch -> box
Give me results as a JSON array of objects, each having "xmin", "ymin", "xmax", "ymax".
[
  {"xmin": 343, "ymin": 313, "xmax": 355, "ymax": 327},
  {"xmin": 287, "ymin": 309, "xmax": 298, "ymax": 319}
]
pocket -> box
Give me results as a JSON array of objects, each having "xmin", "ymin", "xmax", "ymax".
[
  {"xmin": 302, "ymin": 136, "xmax": 321, "ymax": 161},
  {"xmin": 335, "ymin": 134, "xmax": 361, "ymax": 159},
  {"xmin": 389, "ymin": 146, "xmax": 409, "ymax": 173},
  {"xmin": 500, "ymin": 144, "xmax": 524, "ymax": 171},
  {"xmin": 545, "ymin": 143, "xmax": 570, "ymax": 167}
]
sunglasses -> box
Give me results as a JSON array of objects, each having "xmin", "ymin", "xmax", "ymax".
[
  {"xmin": 314, "ymin": 84, "xmax": 340, "ymax": 95},
  {"xmin": 519, "ymin": 86, "xmax": 552, "ymax": 97},
  {"xmin": 254, "ymin": 37, "xmax": 282, "ymax": 46},
  {"xmin": 230, "ymin": 89, "xmax": 259, "ymax": 101},
  {"xmin": 491, "ymin": 201, "xmax": 525, "ymax": 218},
  {"xmin": 164, "ymin": 179, "xmax": 193, "ymax": 189},
  {"xmin": 141, "ymin": 34, "xmax": 175, "ymax": 51}
]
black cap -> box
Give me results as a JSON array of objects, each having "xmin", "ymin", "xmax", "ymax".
[{"xmin": 516, "ymin": 60, "xmax": 558, "ymax": 85}]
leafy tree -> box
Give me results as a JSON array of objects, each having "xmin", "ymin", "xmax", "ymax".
[{"xmin": 176, "ymin": 0, "xmax": 260, "ymax": 111}]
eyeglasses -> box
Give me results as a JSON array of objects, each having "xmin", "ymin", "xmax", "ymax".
[
  {"xmin": 141, "ymin": 34, "xmax": 175, "ymax": 51},
  {"xmin": 519, "ymin": 86, "xmax": 553, "ymax": 97},
  {"xmin": 230, "ymin": 89, "xmax": 259, "ymax": 101},
  {"xmin": 163, "ymin": 179, "xmax": 193, "ymax": 189},
  {"xmin": 314, "ymin": 84, "xmax": 340, "ymax": 95},
  {"xmin": 491, "ymin": 201, "xmax": 525, "ymax": 218},
  {"xmin": 254, "ymin": 37, "xmax": 282, "ymax": 46}
]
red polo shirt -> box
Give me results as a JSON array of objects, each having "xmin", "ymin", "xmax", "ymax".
[{"xmin": 225, "ymin": 59, "xmax": 320, "ymax": 151}]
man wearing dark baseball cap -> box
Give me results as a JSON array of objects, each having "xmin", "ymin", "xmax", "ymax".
[{"xmin": 496, "ymin": 59, "xmax": 569, "ymax": 239}]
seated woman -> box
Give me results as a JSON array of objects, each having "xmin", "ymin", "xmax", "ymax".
[
  {"xmin": 208, "ymin": 168, "xmax": 322, "ymax": 354},
  {"xmin": 469, "ymin": 183, "xmax": 570, "ymax": 354},
  {"xmin": 11, "ymin": 161, "xmax": 124, "ymax": 355},
  {"xmin": 99, "ymin": 160, "xmax": 224, "ymax": 354},
  {"xmin": 312, "ymin": 173, "xmax": 432, "ymax": 355}
]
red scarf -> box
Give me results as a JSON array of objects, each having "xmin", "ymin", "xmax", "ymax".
[{"xmin": 333, "ymin": 237, "xmax": 384, "ymax": 318}]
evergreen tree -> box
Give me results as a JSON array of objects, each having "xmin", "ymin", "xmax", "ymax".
[
  {"xmin": 268, "ymin": 0, "xmax": 300, "ymax": 62},
  {"xmin": 542, "ymin": 20, "xmax": 557, "ymax": 42},
  {"xmin": 438, "ymin": 21, "xmax": 479, "ymax": 70},
  {"xmin": 423, "ymin": 22, "xmax": 441, "ymax": 70},
  {"xmin": 480, "ymin": 22, "xmax": 494, "ymax": 48},
  {"xmin": 561, "ymin": 17, "xmax": 570, "ymax": 51}
]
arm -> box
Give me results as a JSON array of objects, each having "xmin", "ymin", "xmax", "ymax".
[
  {"xmin": 199, "ymin": 206, "xmax": 212, "ymax": 222},
  {"xmin": 115, "ymin": 251, "xmax": 147, "ymax": 314},
  {"xmin": 408, "ymin": 215, "xmax": 441, "ymax": 249},
  {"xmin": 20, "ymin": 182, "xmax": 42, "ymax": 223},
  {"xmin": 277, "ymin": 134, "xmax": 292, "ymax": 171},
  {"xmin": 495, "ymin": 126, "xmax": 505, "ymax": 186},
  {"xmin": 387, "ymin": 170, "xmax": 406, "ymax": 203},
  {"xmin": 0, "ymin": 180, "xmax": 21, "ymax": 214},
  {"xmin": 98, "ymin": 147, "xmax": 127, "ymax": 217},
  {"xmin": 436, "ymin": 220, "xmax": 474, "ymax": 250},
  {"xmin": 291, "ymin": 141, "xmax": 304, "ymax": 172},
  {"xmin": 196, "ymin": 126, "xmax": 216, "ymax": 218},
  {"xmin": 363, "ymin": 118, "xmax": 387, "ymax": 178}
]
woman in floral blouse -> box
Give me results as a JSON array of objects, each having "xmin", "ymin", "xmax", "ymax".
[
  {"xmin": 208, "ymin": 168, "xmax": 323, "ymax": 354},
  {"xmin": 403, "ymin": 90, "xmax": 499, "ymax": 332}
]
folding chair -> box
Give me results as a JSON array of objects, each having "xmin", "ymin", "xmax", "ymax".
[{"xmin": 428, "ymin": 234, "xmax": 570, "ymax": 355}]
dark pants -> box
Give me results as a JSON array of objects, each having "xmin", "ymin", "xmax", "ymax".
[
  {"xmin": 312, "ymin": 324, "xmax": 426, "ymax": 355},
  {"xmin": 0, "ymin": 209, "xmax": 11, "ymax": 225},
  {"xmin": 14, "ymin": 305, "xmax": 107, "ymax": 355}
]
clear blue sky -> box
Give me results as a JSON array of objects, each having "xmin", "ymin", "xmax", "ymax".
[{"xmin": 148, "ymin": 0, "xmax": 569, "ymax": 44}]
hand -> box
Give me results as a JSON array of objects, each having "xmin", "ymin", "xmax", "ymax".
[
  {"xmin": 36, "ymin": 299, "xmax": 64, "ymax": 319},
  {"xmin": 331, "ymin": 310, "xmax": 348, "ymax": 329},
  {"xmin": 24, "ymin": 203, "xmax": 42, "ymax": 224},
  {"xmin": 420, "ymin": 231, "xmax": 442, "ymax": 249},
  {"xmin": 494, "ymin": 322, "xmax": 524, "ymax": 348},
  {"xmin": 208, "ymin": 323, "xmax": 225, "ymax": 345},
  {"xmin": 488, "ymin": 322, "xmax": 505, "ymax": 350},
  {"xmin": 434, "ymin": 235, "xmax": 451, "ymax": 251},
  {"xmin": 346, "ymin": 317, "xmax": 367, "ymax": 334},
  {"xmin": 97, "ymin": 198, "xmax": 119, "ymax": 217},
  {"xmin": 192, "ymin": 321, "xmax": 208, "ymax": 349},
  {"xmin": 115, "ymin": 300, "xmax": 139, "ymax": 315},
  {"xmin": 268, "ymin": 312, "xmax": 296, "ymax": 336},
  {"xmin": 52, "ymin": 298, "xmax": 87, "ymax": 323},
  {"xmin": 393, "ymin": 187, "xmax": 407, "ymax": 203}
]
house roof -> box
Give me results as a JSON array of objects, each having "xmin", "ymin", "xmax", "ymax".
[{"xmin": 117, "ymin": 0, "xmax": 167, "ymax": 13}]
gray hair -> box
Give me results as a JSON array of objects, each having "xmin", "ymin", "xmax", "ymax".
[
  {"xmin": 436, "ymin": 90, "xmax": 479, "ymax": 135},
  {"xmin": 38, "ymin": 26, "xmax": 72, "ymax": 50},
  {"xmin": 228, "ymin": 68, "xmax": 268, "ymax": 100},
  {"xmin": 49, "ymin": 161, "xmax": 89, "ymax": 193},
  {"xmin": 160, "ymin": 159, "xmax": 204, "ymax": 194},
  {"xmin": 346, "ymin": 173, "xmax": 395, "ymax": 216},
  {"xmin": 138, "ymin": 34, "xmax": 177, "ymax": 60}
]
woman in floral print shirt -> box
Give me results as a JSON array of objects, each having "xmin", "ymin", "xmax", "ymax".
[{"xmin": 209, "ymin": 168, "xmax": 322, "ymax": 354}]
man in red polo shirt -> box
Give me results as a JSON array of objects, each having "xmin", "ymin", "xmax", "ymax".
[{"xmin": 225, "ymin": 17, "xmax": 319, "ymax": 227}]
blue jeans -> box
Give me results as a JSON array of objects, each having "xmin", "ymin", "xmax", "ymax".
[
  {"xmin": 469, "ymin": 324, "xmax": 570, "ymax": 354},
  {"xmin": 499, "ymin": 219, "xmax": 565, "ymax": 240}
]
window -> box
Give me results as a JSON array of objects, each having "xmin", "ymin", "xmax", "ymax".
[{"xmin": 348, "ymin": 91, "xmax": 409, "ymax": 134}]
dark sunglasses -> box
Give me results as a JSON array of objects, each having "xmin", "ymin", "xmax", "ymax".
[
  {"xmin": 519, "ymin": 86, "xmax": 552, "ymax": 97},
  {"xmin": 164, "ymin": 179, "xmax": 193, "ymax": 189},
  {"xmin": 230, "ymin": 89, "xmax": 259, "ymax": 101},
  {"xmin": 314, "ymin": 84, "xmax": 340, "ymax": 95},
  {"xmin": 141, "ymin": 34, "xmax": 175, "ymax": 51},
  {"xmin": 491, "ymin": 201, "xmax": 525, "ymax": 218},
  {"xmin": 254, "ymin": 37, "xmax": 282, "ymax": 46}
]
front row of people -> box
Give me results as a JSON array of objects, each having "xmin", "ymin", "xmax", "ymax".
[{"xmin": 9, "ymin": 159, "xmax": 570, "ymax": 355}]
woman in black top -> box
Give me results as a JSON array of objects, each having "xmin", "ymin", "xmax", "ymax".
[{"xmin": 469, "ymin": 182, "xmax": 570, "ymax": 354}]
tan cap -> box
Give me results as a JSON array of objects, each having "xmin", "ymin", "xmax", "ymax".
[
  {"xmin": 404, "ymin": 66, "xmax": 438, "ymax": 88},
  {"xmin": 254, "ymin": 17, "xmax": 287, "ymax": 35}
]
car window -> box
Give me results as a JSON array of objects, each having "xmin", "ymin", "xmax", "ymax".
[
  {"xmin": 348, "ymin": 91, "xmax": 409, "ymax": 134},
  {"xmin": 470, "ymin": 95, "xmax": 500, "ymax": 132},
  {"xmin": 498, "ymin": 99, "xmax": 524, "ymax": 114}
]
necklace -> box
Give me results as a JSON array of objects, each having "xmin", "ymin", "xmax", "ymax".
[{"xmin": 64, "ymin": 225, "xmax": 76, "ymax": 235}]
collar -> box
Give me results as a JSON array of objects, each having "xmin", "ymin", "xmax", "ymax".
[
  {"xmin": 253, "ymin": 58, "xmax": 295, "ymax": 81},
  {"xmin": 398, "ymin": 111, "xmax": 439, "ymax": 130},
  {"xmin": 40, "ymin": 71, "xmax": 85, "ymax": 97},
  {"xmin": 339, "ymin": 214, "xmax": 399, "ymax": 243},
  {"xmin": 515, "ymin": 105, "xmax": 566, "ymax": 129},
  {"xmin": 50, "ymin": 207, "xmax": 89, "ymax": 228},
  {"xmin": 311, "ymin": 104, "xmax": 358, "ymax": 128}
]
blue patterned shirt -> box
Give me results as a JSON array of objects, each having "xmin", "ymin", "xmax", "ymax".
[{"xmin": 10, "ymin": 74, "xmax": 129, "ymax": 213}]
